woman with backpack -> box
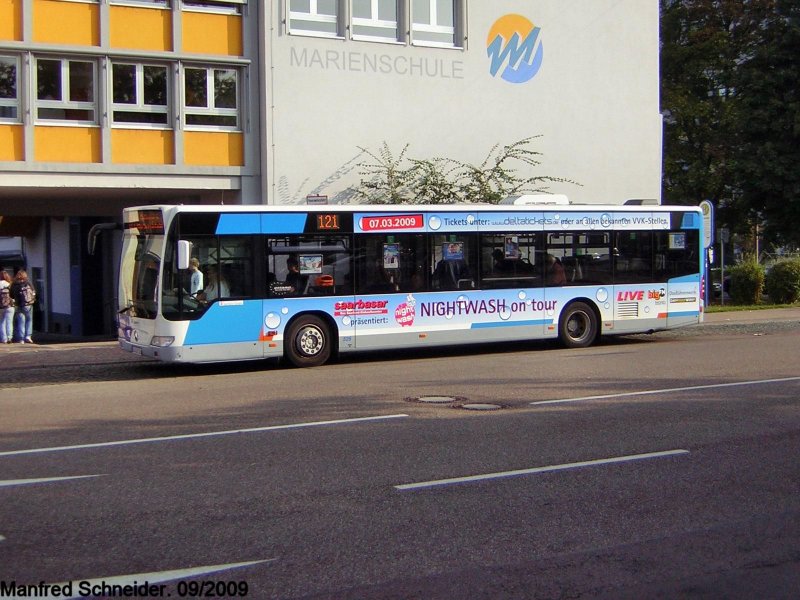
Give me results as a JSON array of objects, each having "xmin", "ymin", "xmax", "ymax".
[
  {"xmin": 10, "ymin": 270, "xmax": 36, "ymax": 344},
  {"xmin": 0, "ymin": 271, "xmax": 14, "ymax": 344}
]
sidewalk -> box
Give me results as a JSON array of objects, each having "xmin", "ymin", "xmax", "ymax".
[
  {"xmin": 0, "ymin": 333, "xmax": 117, "ymax": 351},
  {"xmin": 703, "ymin": 307, "xmax": 800, "ymax": 324},
  {"xmin": 0, "ymin": 334, "xmax": 142, "ymax": 369}
]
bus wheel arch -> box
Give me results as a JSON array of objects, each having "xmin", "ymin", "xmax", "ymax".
[
  {"xmin": 558, "ymin": 299, "xmax": 600, "ymax": 348},
  {"xmin": 284, "ymin": 312, "xmax": 338, "ymax": 367}
]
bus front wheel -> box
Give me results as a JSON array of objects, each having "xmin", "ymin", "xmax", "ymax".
[
  {"xmin": 558, "ymin": 302, "xmax": 598, "ymax": 348},
  {"xmin": 285, "ymin": 315, "xmax": 332, "ymax": 367}
]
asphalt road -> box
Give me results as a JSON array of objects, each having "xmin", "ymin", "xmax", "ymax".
[{"xmin": 0, "ymin": 310, "xmax": 799, "ymax": 599}]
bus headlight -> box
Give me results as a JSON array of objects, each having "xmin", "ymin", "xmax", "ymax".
[{"xmin": 150, "ymin": 336, "xmax": 175, "ymax": 347}]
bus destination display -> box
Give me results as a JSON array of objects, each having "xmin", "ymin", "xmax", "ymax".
[{"xmin": 316, "ymin": 214, "xmax": 341, "ymax": 230}]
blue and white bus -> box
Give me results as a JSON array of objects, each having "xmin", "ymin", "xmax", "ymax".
[{"xmin": 117, "ymin": 200, "xmax": 704, "ymax": 366}]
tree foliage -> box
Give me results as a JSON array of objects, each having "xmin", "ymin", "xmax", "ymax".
[
  {"xmin": 733, "ymin": 0, "xmax": 800, "ymax": 247},
  {"xmin": 353, "ymin": 143, "xmax": 417, "ymax": 204},
  {"xmin": 764, "ymin": 258, "xmax": 800, "ymax": 303},
  {"xmin": 353, "ymin": 137, "xmax": 577, "ymax": 205},
  {"xmin": 661, "ymin": 0, "xmax": 800, "ymax": 248},
  {"xmin": 728, "ymin": 255, "xmax": 765, "ymax": 304}
]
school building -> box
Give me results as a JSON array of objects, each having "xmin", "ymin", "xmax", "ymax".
[{"xmin": 0, "ymin": 0, "xmax": 661, "ymax": 337}]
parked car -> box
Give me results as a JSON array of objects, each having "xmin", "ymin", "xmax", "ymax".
[{"xmin": 710, "ymin": 269, "xmax": 731, "ymax": 298}]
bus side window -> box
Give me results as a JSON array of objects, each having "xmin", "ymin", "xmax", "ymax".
[
  {"xmin": 267, "ymin": 235, "xmax": 352, "ymax": 297},
  {"xmin": 431, "ymin": 236, "xmax": 477, "ymax": 290},
  {"xmin": 355, "ymin": 234, "xmax": 427, "ymax": 294},
  {"xmin": 217, "ymin": 236, "xmax": 255, "ymax": 298},
  {"xmin": 479, "ymin": 233, "xmax": 541, "ymax": 289}
]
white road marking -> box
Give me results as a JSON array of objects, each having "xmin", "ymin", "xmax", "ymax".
[
  {"xmin": 395, "ymin": 449, "xmax": 689, "ymax": 491},
  {"xmin": 0, "ymin": 414, "xmax": 409, "ymax": 458},
  {"xmin": 530, "ymin": 376, "xmax": 800, "ymax": 406},
  {"xmin": 0, "ymin": 475, "xmax": 105, "ymax": 488},
  {"xmin": 34, "ymin": 559, "xmax": 274, "ymax": 600}
]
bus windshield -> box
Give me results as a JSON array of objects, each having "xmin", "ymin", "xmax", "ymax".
[{"xmin": 119, "ymin": 210, "xmax": 165, "ymax": 319}]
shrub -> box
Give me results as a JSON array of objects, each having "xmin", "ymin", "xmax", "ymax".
[
  {"xmin": 764, "ymin": 258, "xmax": 800, "ymax": 304},
  {"xmin": 728, "ymin": 259, "xmax": 765, "ymax": 305},
  {"xmin": 354, "ymin": 137, "xmax": 577, "ymax": 204}
]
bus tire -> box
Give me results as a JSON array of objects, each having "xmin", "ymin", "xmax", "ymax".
[
  {"xmin": 285, "ymin": 315, "xmax": 332, "ymax": 367},
  {"xmin": 558, "ymin": 301, "xmax": 598, "ymax": 348}
]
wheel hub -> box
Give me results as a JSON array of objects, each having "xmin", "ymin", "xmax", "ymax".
[
  {"xmin": 568, "ymin": 314, "xmax": 588, "ymax": 338},
  {"xmin": 298, "ymin": 326, "xmax": 324, "ymax": 356}
]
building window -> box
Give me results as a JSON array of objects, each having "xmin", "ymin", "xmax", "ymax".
[
  {"xmin": 0, "ymin": 56, "xmax": 19, "ymax": 122},
  {"xmin": 411, "ymin": 0, "xmax": 459, "ymax": 47},
  {"xmin": 182, "ymin": 0, "xmax": 244, "ymax": 14},
  {"xmin": 112, "ymin": 63, "xmax": 169, "ymax": 126},
  {"xmin": 352, "ymin": 0, "xmax": 400, "ymax": 42},
  {"xmin": 36, "ymin": 58, "xmax": 96, "ymax": 123},
  {"xmin": 288, "ymin": 0, "xmax": 340, "ymax": 37},
  {"xmin": 109, "ymin": 1, "xmax": 169, "ymax": 6},
  {"xmin": 183, "ymin": 66, "xmax": 239, "ymax": 129}
]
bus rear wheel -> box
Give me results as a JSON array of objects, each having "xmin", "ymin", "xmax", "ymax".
[
  {"xmin": 558, "ymin": 302, "xmax": 598, "ymax": 348},
  {"xmin": 285, "ymin": 315, "xmax": 332, "ymax": 367}
]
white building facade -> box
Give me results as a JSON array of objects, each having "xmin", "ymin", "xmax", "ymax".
[{"xmin": 264, "ymin": 0, "xmax": 662, "ymax": 205}]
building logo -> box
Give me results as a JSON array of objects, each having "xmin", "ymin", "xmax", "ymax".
[{"xmin": 486, "ymin": 14, "xmax": 544, "ymax": 84}]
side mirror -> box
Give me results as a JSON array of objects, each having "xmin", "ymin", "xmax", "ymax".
[
  {"xmin": 177, "ymin": 240, "xmax": 192, "ymax": 270},
  {"xmin": 87, "ymin": 222, "xmax": 121, "ymax": 255}
]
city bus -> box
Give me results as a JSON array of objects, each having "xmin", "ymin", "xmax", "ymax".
[{"xmin": 117, "ymin": 200, "xmax": 704, "ymax": 367}]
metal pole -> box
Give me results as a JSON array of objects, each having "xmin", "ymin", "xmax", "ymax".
[
  {"xmin": 755, "ymin": 222, "xmax": 760, "ymax": 262},
  {"xmin": 720, "ymin": 236, "xmax": 725, "ymax": 306}
]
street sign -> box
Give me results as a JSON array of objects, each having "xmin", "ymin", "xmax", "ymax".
[{"xmin": 699, "ymin": 200, "xmax": 714, "ymax": 248}]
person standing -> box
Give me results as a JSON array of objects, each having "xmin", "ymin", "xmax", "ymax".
[
  {"xmin": 0, "ymin": 271, "xmax": 14, "ymax": 344},
  {"xmin": 189, "ymin": 257, "xmax": 204, "ymax": 296},
  {"xmin": 10, "ymin": 270, "xmax": 36, "ymax": 344}
]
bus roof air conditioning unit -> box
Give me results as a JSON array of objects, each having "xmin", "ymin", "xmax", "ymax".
[
  {"xmin": 501, "ymin": 194, "xmax": 570, "ymax": 206},
  {"xmin": 624, "ymin": 198, "xmax": 659, "ymax": 205}
]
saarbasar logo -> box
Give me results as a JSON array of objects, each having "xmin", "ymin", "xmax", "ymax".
[{"xmin": 486, "ymin": 14, "xmax": 544, "ymax": 84}]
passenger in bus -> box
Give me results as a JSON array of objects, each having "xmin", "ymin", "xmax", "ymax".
[
  {"xmin": 409, "ymin": 270, "xmax": 426, "ymax": 292},
  {"xmin": 433, "ymin": 256, "xmax": 471, "ymax": 290},
  {"xmin": 545, "ymin": 254, "xmax": 567, "ymax": 286},
  {"xmin": 492, "ymin": 249, "xmax": 512, "ymax": 273},
  {"xmin": 286, "ymin": 257, "xmax": 307, "ymax": 294},
  {"xmin": 201, "ymin": 264, "xmax": 231, "ymax": 301},
  {"xmin": 365, "ymin": 259, "xmax": 398, "ymax": 293}
]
